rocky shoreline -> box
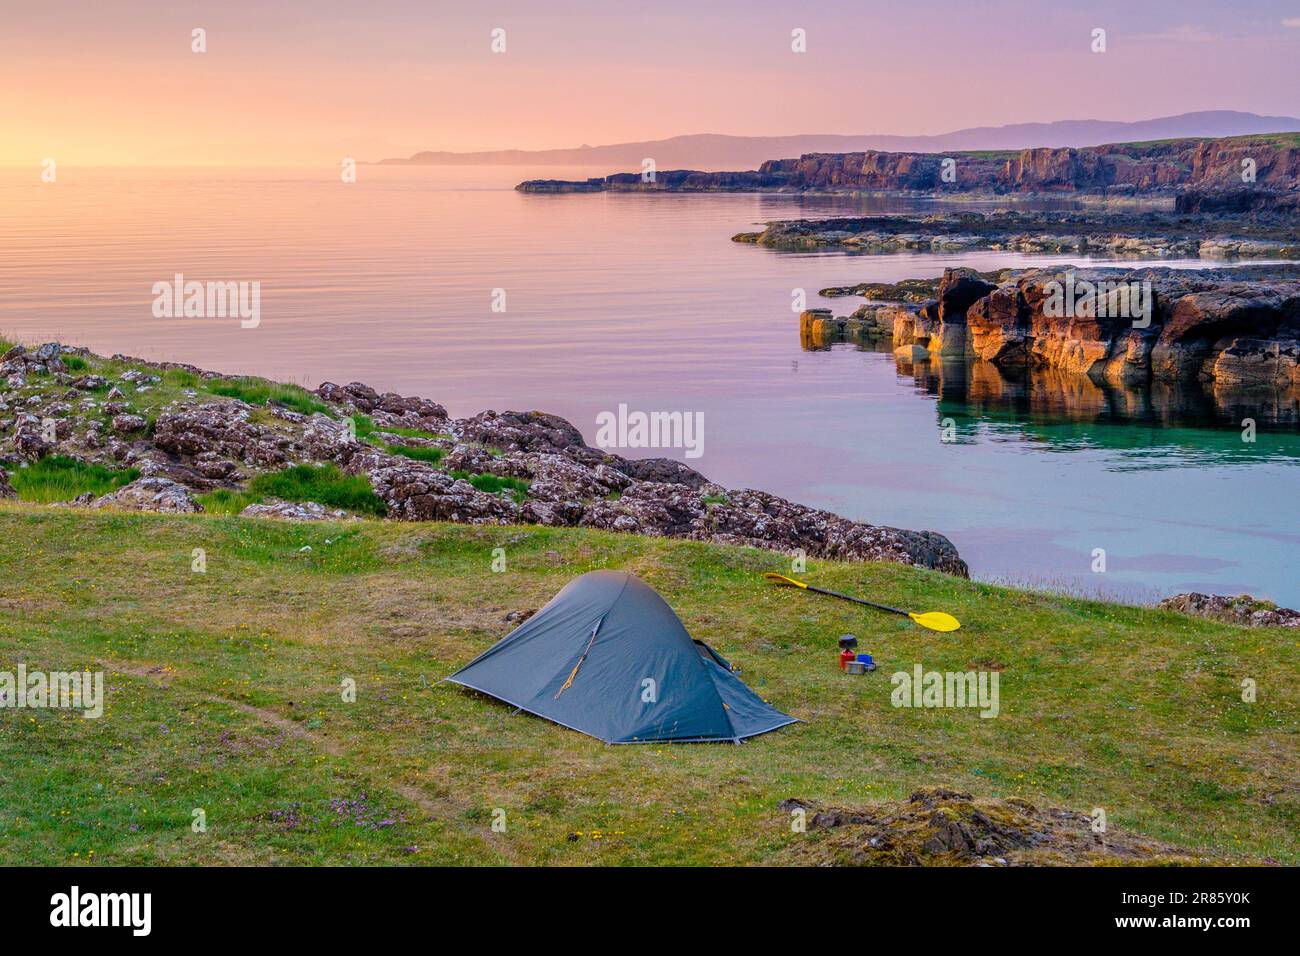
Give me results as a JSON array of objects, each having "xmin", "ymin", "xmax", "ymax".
[
  {"xmin": 799, "ymin": 264, "xmax": 1300, "ymax": 393},
  {"xmin": 0, "ymin": 343, "xmax": 968, "ymax": 576},
  {"xmin": 733, "ymin": 209, "xmax": 1300, "ymax": 260},
  {"xmin": 518, "ymin": 133, "xmax": 1300, "ymax": 197}
]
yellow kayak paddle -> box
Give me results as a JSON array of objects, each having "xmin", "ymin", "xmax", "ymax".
[{"xmin": 763, "ymin": 573, "xmax": 961, "ymax": 632}]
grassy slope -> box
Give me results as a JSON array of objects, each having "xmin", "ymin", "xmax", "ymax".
[{"xmin": 0, "ymin": 504, "xmax": 1295, "ymax": 866}]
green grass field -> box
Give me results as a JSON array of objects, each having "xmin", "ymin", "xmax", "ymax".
[{"xmin": 0, "ymin": 503, "xmax": 1294, "ymax": 865}]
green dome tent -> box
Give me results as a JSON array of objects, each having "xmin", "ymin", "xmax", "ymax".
[{"xmin": 447, "ymin": 570, "xmax": 796, "ymax": 744}]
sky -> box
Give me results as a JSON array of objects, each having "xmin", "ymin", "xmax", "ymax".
[{"xmin": 4, "ymin": 0, "xmax": 1300, "ymax": 165}]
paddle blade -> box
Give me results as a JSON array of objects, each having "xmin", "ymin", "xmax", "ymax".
[
  {"xmin": 763, "ymin": 573, "xmax": 806, "ymax": 588},
  {"xmin": 908, "ymin": 611, "xmax": 961, "ymax": 632}
]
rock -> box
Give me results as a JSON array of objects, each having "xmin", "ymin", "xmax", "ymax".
[
  {"xmin": 1159, "ymin": 593, "xmax": 1300, "ymax": 628},
  {"xmin": 87, "ymin": 477, "xmax": 202, "ymax": 513},
  {"xmin": 1, "ymin": 343, "xmax": 66, "ymax": 377},
  {"xmin": 967, "ymin": 285, "xmax": 1031, "ymax": 367},
  {"xmin": 613, "ymin": 457, "xmax": 708, "ymax": 490},
  {"xmin": 454, "ymin": 409, "xmax": 587, "ymax": 455},
  {"xmin": 111, "ymin": 413, "xmax": 147, "ymax": 433},
  {"xmin": 314, "ymin": 381, "xmax": 448, "ymax": 430},
  {"xmin": 937, "ymin": 269, "xmax": 998, "ymax": 326},
  {"xmin": 240, "ymin": 498, "xmax": 353, "ymax": 521},
  {"xmin": 356, "ymin": 451, "xmax": 518, "ymax": 524},
  {"xmin": 6, "ymin": 346, "xmax": 973, "ymax": 578},
  {"xmin": 781, "ymin": 788, "xmax": 1212, "ymax": 866},
  {"xmin": 535, "ymin": 136, "xmax": 1300, "ymax": 197},
  {"xmin": 153, "ymin": 401, "xmax": 350, "ymax": 470},
  {"xmin": 864, "ymin": 265, "xmax": 1300, "ymax": 390},
  {"xmin": 1210, "ymin": 338, "xmax": 1300, "ymax": 389},
  {"xmin": 11, "ymin": 415, "xmax": 53, "ymax": 461},
  {"xmin": 894, "ymin": 344, "xmax": 930, "ymax": 362},
  {"xmin": 0, "ymin": 468, "xmax": 14, "ymax": 498}
]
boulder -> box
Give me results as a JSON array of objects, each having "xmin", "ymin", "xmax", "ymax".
[
  {"xmin": 453, "ymin": 409, "xmax": 586, "ymax": 455},
  {"xmin": 111, "ymin": 413, "xmax": 147, "ymax": 433},
  {"xmin": 967, "ymin": 285, "xmax": 1030, "ymax": 367},
  {"xmin": 87, "ymin": 476, "xmax": 202, "ymax": 513},
  {"xmin": 1159, "ymin": 593, "xmax": 1300, "ymax": 628},
  {"xmin": 894, "ymin": 344, "xmax": 930, "ymax": 362},
  {"xmin": 240, "ymin": 498, "xmax": 354, "ymax": 521},
  {"xmin": 936, "ymin": 269, "xmax": 998, "ymax": 327}
]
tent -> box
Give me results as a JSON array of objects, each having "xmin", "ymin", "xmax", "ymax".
[{"xmin": 447, "ymin": 570, "xmax": 797, "ymax": 744}]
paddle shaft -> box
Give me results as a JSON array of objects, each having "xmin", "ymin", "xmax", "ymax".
[{"xmin": 802, "ymin": 584, "xmax": 908, "ymax": 618}]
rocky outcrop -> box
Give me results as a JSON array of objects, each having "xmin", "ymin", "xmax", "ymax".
[
  {"xmin": 734, "ymin": 209, "xmax": 1299, "ymax": 260},
  {"xmin": 0, "ymin": 342, "xmax": 968, "ymax": 576},
  {"xmin": 240, "ymin": 498, "xmax": 355, "ymax": 521},
  {"xmin": 1159, "ymin": 593, "xmax": 1300, "ymax": 628},
  {"xmin": 923, "ymin": 267, "xmax": 1300, "ymax": 390},
  {"xmin": 336, "ymin": 438, "xmax": 968, "ymax": 574},
  {"xmin": 153, "ymin": 401, "xmax": 352, "ymax": 470},
  {"xmin": 86, "ymin": 476, "xmax": 203, "ymax": 513},
  {"xmin": 778, "ymin": 789, "xmax": 1213, "ymax": 866},
  {"xmin": 314, "ymin": 381, "xmax": 448, "ymax": 432},
  {"xmin": 520, "ymin": 132, "xmax": 1300, "ymax": 197},
  {"xmin": 799, "ymin": 265, "xmax": 1300, "ymax": 395},
  {"xmin": 520, "ymin": 169, "xmax": 783, "ymax": 193}
]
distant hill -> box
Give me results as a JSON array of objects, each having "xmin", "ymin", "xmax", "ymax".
[{"xmin": 378, "ymin": 111, "xmax": 1300, "ymax": 170}]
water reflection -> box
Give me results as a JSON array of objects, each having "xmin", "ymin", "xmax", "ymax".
[{"xmin": 803, "ymin": 324, "xmax": 1300, "ymax": 469}]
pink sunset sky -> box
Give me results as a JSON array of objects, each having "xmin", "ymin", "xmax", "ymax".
[{"xmin": 5, "ymin": 0, "xmax": 1300, "ymax": 165}]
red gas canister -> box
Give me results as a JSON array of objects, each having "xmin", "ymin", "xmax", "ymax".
[{"xmin": 840, "ymin": 648, "xmax": 857, "ymax": 671}]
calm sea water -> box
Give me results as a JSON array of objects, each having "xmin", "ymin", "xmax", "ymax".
[{"xmin": 2, "ymin": 166, "xmax": 1296, "ymax": 604}]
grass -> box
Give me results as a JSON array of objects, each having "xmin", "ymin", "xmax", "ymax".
[
  {"xmin": 247, "ymin": 464, "xmax": 387, "ymax": 517},
  {"xmin": 0, "ymin": 505, "xmax": 1294, "ymax": 866},
  {"xmin": 384, "ymin": 444, "xmax": 445, "ymax": 465},
  {"xmin": 5, "ymin": 456, "xmax": 140, "ymax": 504},
  {"xmin": 208, "ymin": 378, "xmax": 332, "ymax": 417},
  {"xmin": 195, "ymin": 489, "xmax": 263, "ymax": 516},
  {"xmin": 449, "ymin": 470, "xmax": 529, "ymax": 503}
]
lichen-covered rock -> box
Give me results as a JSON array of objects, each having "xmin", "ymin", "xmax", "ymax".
[
  {"xmin": 87, "ymin": 476, "xmax": 202, "ymax": 513},
  {"xmin": 5, "ymin": 345, "xmax": 971, "ymax": 578},
  {"xmin": 0, "ymin": 467, "xmax": 14, "ymax": 498},
  {"xmin": 1159, "ymin": 592, "xmax": 1300, "ymax": 628},
  {"xmin": 899, "ymin": 265, "xmax": 1300, "ymax": 390},
  {"xmin": 111, "ymin": 413, "xmax": 147, "ymax": 433},
  {"xmin": 153, "ymin": 401, "xmax": 352, "ymax": 469},
  {"xmin": 356, "ymin": 451, "xmax": 518, "ymax": 523},
  {"xmin": 240, "ymin": 498, "xmax": 354, "ymax": 521},
  {"xmin": 314, "ymin": 381, "xmax": 448, "ymax": 431},
  {"xmin": 778, "ymin": 789, "xmax": 1213, "ymax": 866}
]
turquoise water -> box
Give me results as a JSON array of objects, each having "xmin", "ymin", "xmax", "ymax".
[{"xmin": 1, "ymin": 166, "xmax": 1295, "ymax": 604}]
